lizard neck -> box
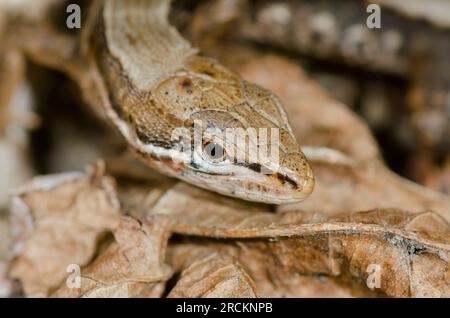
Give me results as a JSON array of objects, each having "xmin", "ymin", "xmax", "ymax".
[{"xmin": 102, "ymin": 0, "xmax": 198, "ymax": 90}]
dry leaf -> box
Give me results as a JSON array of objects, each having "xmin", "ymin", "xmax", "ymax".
[
  {"xmin": 168, "ymin": 252, "xmax": 258, "ymax": 298},
  {"xmin": 7, "ymin": 163, "xmax": 121, "ymax": 296},
  {"xmin": 168, "ymin": 243, "xmax": 379, "ymax": 298},
  {"xmin": 52, "ymin": 215, "xmax": 172, "ymax": 298}
]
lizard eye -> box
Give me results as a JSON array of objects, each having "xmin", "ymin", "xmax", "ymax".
[{"xmin": 203, "ymin": 141, "xmax": 227, "ymax": 163}]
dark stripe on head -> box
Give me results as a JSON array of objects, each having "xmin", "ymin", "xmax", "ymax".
[{"xmin": 275, "ymin": 173, "xmax": 298, "ymax": 189}]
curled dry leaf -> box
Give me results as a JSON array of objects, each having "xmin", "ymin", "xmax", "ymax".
[
  {"xmin": 123, "ymin": 181, "xmax": 449, "ymax": 297},
  {"xmin": 168, "ymin": 252, "xmax": 258, "ymax": 298},
  {"xmin": 52, "ymin": 215, "xmax": 172, "ymax": 298},
  {"xmin": 7, "ymin": 163, "xmax": 121, "ymax": 297}
]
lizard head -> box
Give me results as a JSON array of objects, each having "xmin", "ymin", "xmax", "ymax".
[
  {"xmin": 139, "ymin": 56, "xmax": 315, "ymax": 204},
  {"xmin": 96, "ymin": 1, "xmax": 314, "ymax": 204}
]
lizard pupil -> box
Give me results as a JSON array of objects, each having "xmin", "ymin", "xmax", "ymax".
[{"xmin": 204, "ymin": 142, "xmax": 226, "ymax": 162}]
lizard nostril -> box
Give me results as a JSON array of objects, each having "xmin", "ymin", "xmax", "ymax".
[{"xmin": 273, "ymin": 173, "xmax": 298, "ymax": 189}]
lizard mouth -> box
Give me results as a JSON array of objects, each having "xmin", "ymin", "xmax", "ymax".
[{"xmin": 179, "ymin": 161, "xmax": 315, "ymax": 205}]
